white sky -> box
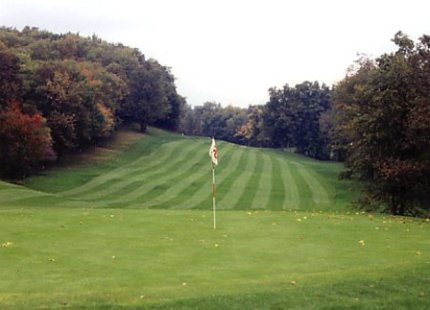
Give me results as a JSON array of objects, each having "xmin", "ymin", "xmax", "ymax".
[{"xmin": 1, "ymin": 0, "xmax": 429, "ymax": 107}]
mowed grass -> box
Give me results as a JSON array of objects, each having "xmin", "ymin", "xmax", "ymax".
[
  {"xmin": 2, "ymin": 127, "xmax": 357, "ymax": 211},
  {"xmin": 1, "ymin": 208, "xmax": 429, "ymax": 309},
  {"xmin": 1, "ymin": 128, "xmax": 429, "ymax": 309}
]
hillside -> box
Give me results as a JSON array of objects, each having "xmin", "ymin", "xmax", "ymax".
[
  {"xmin": 0, "ymin": 128, "xmax": 357, "ymax": 211},
  {"xmin": 1, "ymin": 128, "xmax": 429, "ymax": 309}
]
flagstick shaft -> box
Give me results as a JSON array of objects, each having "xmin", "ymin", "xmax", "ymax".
[{"xmin": 212, "ymin": 165, "xmax": 216, "ymax": 230}]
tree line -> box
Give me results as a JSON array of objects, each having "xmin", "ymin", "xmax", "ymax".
[
  {"xmin": 1, "ymin": 27, "xmax": 429, "ymax": 215},
  {"xmin": 179, "ymin": 81, "xmax": 331, "ymax": 159},
  {"xmin": 179, "ymin": 32, "xmax": 430, "ymax": 215},
  {"xmin": 330, "ymin": 32, "xmax": 430, "ymax": 215},
  {"xmin": 0, "ymin": 26, "xmax": 185, "ymax": 178}
]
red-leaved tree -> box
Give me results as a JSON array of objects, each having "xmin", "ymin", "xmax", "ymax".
[{"xmin": 0, "ymin": 100, "xmax": 54, "ymax": 178}]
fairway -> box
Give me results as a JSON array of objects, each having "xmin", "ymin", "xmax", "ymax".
[
  {"xmin": 0, "ymin": 128, "xmax": 354, "ymax": 211},
  {"xmin": 1, "ymin": 129, "xmax": 429, "ymax": 309}
]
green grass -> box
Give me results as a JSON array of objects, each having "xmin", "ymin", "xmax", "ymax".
[
  {"xmin": 1, "ymin": 127, "xmax": 357, "ymax": 211},
  {"xmin": 1, "ymin": 128, "xmax": 429, "ymax": 309},
  {"xmin": 0, "ymin": 208, "xmax": 429, "ymax": 309}
]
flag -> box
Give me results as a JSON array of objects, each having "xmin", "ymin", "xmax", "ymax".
[{"xmin": 209, "ymin": 137, "xmax": 218, "ymax": 166}]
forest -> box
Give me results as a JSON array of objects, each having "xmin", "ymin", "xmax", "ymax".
[
  {"xmin": 1, "ymin": 27, "xmax": 429, "ymax": 215},
  {"xmin": 0, "ymin": 26, "xmax": 185, "ymax": 177}
]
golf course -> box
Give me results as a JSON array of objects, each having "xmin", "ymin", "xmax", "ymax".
[{"xmin": 1, "ymin": 128, "xmax": 429, "ymax": 309}]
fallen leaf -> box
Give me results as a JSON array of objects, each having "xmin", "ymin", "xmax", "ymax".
[{"xmin": 2, "ymin": 241, "xmax": 13, "ymax": 248}]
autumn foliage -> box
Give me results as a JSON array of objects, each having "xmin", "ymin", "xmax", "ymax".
[
  {"xmin": 0, "ymin": 101, "xmax": 53, "ymax": 178},
  {"xmin": 0, "ymin": 26, "xmax": 184, "ymax": 178}
]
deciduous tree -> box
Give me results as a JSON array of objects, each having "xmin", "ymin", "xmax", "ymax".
[{"xmin": 0, "ymin": 101, "xmax": 53, "ymax": 178}]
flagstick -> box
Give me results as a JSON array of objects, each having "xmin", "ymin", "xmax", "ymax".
[{"xmin": 212, "ymin": 163, "xmax": 216, "ymax": 230}]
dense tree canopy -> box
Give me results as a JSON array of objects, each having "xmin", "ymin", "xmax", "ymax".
[
  {"xmin": 331, "ymin": 32, "xmax": 430, "ymax": 215},
  {"xmin": 0, "ymin": 101, "xmax": 53, "ymax": 178},
  {"xmin": 179, "ymin": 102, "xmax": 247, "ymax": 144},
  {"xmin": 2, "ymin": 26, "xmax": 429, "ymax": 216},
  {"xmin": 262, "ymin": 81, "xmax": 331, "ymax": 159},
  {"xmin": 179, "ymin": 82, "xmax": 331, "ymax": 159},
  {"xmin": 0, "ymin": 26, "xmax": 184, "ymax": 177},
  {"xmin": 0, "ymin": 50, "xmax": 22, "ymax": 105},
  {"xmin": 119, "ymin": 59, "xmax": 184, "ymax": 132}
]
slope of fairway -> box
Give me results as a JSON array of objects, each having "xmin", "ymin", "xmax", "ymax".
[
  {"xmin": 1, "ymin": 128, "xmax": 429, "ymax": 309},
  {"xmin": 1, "ymin": 127, "xmax": 358, "ymax": 211}
]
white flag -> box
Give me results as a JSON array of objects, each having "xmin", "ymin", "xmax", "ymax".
[{"xmin": 209, "ymin": 137, "xmax": 218, "ymax": 166}]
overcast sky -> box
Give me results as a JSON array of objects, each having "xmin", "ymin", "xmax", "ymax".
[{"xmin": 1, "ymin": 0, "xmax": 429, "ymax": 107}]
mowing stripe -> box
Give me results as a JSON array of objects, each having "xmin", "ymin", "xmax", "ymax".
[
  {"xmin": 154, "ymin": 144, "xmax": 233, "ymax": 208},
  {"xmin": 131, "ymin": 154, "xmax": 208, "ymax": 207},
  {"xmin": 98, "ymin": 141, "xmax": 210, "ymax": 207},
  {"xmin": 59, "ymin": 140, "xmax": 183, "ymax": 196},
  {"xmin": 174, "ymin": 145, "xmax": 245, "ymax": 209},
  {"xmin": 146, "ymin": 168, "xmax": 210, "ymax": 209},
  {"xmin": 56, "ymin": 141, "xmax": 204, "ymax": 208},
  {"xmin": 267, "ymin": 156, "xmax": 285, "ymax": 210},
  {"xmin": 250, "ymin": 151, "xmax": 272, "ymax": 209},
  {"xmin": 234, "ymin": 151, "xmax": 263, "ymax": 210},
  {"xmin": 75, "ymin": 140, "xmax": 202, "ymax": 201},
  {"xmin": 0, "ymin": 188, "xmax": 52, "ymax": 203},
  {"xmin": 0, "ymin": 130, "xmax": 356, "ymax": 212},
  {"xmin": 288, "ymin": 164, "xmax": 314, "ymax": 209},
  {"xmin": 4, "ymin": 194, "xmax": 66, "ymax": 207},
  {"xmin": 279, "ymin": 159, "xmax": 300, "ymax": 209},
  {"xmin": 215, "ymin": 148, "xmax": 250, "ymax": 207},
  {"xmin": 145, "ymin": 144, "xmax": 236, "ymax": 209},
  {"xmin": 95, "ymin": 140, "xmax": 222, "ymax": 208},
  {"xmin": 70, "ymin": 139, "xmax": 197, "ymax": 192},
  {"xmin": 218, "ymin": 148, "xmax": 256, "ymax": 209},
  {"xmin": 296, "ymin": 165, "xmax": 330, "ymax": 205}
]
